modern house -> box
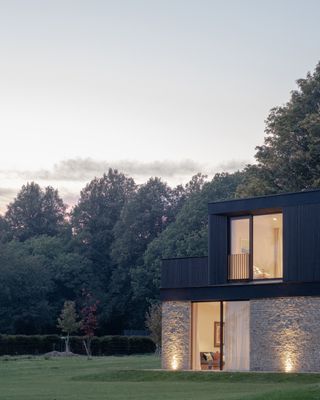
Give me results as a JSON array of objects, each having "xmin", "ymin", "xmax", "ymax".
[{"xmin": 161, "ymin": 190, "xmax": 320, "ymax": 372}]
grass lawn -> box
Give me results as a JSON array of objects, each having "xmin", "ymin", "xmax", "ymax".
[{"xmin": 1, "ymin": 355, "xmax": 320, "ymax": 400}]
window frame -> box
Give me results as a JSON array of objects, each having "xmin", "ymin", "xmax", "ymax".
[{"xmin": 228, "ymin": 212, "xmax": 283, "ymax": 282}]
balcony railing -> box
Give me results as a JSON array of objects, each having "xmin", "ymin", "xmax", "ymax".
[{"xmin": 228, "ymin": 253, "xmax": 250, "ymax": 281}]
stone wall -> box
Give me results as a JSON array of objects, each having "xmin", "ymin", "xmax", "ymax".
[
  {"xmin": 162, "ymin": 301, "xmax": 191, "ymax": 370},
  {"xmin": 250, "ymin": 297, "xmax": 320, "ymax": 372}
]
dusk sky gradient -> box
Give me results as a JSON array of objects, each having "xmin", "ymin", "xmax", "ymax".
[{"xmin": 1, "ymin": 0, "xmax": 320, "ymax": 211}]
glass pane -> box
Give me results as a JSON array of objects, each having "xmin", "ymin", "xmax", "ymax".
[
  {"xmin": 253, "ymin": 213, "xmax": 283, "ymax": 279},
  {"xmin": 192, "ymin": 302, "xmax": 222, "ymax": 370},
  {"xmin": 224, "ymin": 301, "xmax": 249, "ymax": 371},
  {"xmin": 229, "ymin": 218, "xmax": 250, "ymax": 280},
  {"xmin": 230, "ymin": 218, "xmax": 250, "ymax": 254}
]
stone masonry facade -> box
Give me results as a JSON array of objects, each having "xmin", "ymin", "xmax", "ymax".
[
  {"xmin": 250, "ymin": 297, "xmax": 320, "ymax": 372},
  {"xmin": 162, "ymin": 301, "xmax": 191, "ymax": 370},
  {"xmin": 162, "ymin": 297, "xmax": 320, "ymax": 372}
]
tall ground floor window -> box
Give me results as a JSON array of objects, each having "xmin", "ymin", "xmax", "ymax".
[{"xmin": 192, "ymin": 301, "xmax": 249, "ymax": 371}]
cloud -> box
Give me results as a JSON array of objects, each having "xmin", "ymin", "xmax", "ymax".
[
  {"xmin": 0, "ymin": 158, "xmax": 247, "ymax": 183},
  {"xmin": 0, "ymin": 158, "xmax": 249, "ymax": 214},
  {"xmin": 214, "ymin": 159, "xmax": 248, "ymax": 173}
]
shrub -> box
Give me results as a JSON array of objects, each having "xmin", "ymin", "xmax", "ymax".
[{"xmin": 0, "ymin": 335, "xmax": 155, "ymax": 356}]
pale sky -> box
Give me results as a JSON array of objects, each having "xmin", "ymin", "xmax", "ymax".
[{"xmin": 1, "ymin": 0, "xmax": 320, "ymax": 212}]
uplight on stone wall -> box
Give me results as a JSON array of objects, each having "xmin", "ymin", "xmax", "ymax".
[
  {"xmin": 162, "ymin": 301, "xmax": 191, "ymax": 370},
  {"xmin": 279, "ymin": 327, "xmax": 301, "ymax": 373},
  {"xmin": 251, "ymin": 297, "xmax": 320, "ymax": 372},
  {"xmin": 171, "ymin": 354, "xmax": 178, "ymax": 370},
  {"xmin": 283, "ymin": 351, "xmax": 294, "ymax": 373}
]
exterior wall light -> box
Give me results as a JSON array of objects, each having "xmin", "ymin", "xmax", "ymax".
[
  {"xmin": 171, "ymin": 355, "xmax": 178, "ymax": 370},
  {"xmin": 284, "ymin": 354, "xmax": 294, "ymax": 372}
]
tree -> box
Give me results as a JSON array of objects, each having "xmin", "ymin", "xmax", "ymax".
[
  {"xmin": 57, "ymin": 301, "xmax": 80, "ymax": 353},
  {"xmin": 0, "ymin": 234, "xmax": 94, "ymax": 334},
  {"xmin": 80, "ymin": 290, "xmax": 99, "ymax": 358},
  {"xmin": 169, "ymin": 173, "xmax": 208, "ymax": 216},
  {"xmin": 238, "ymin": 61, "xmax": 320, "ymax": 197},
  {"xmin": 4, "ymin": 182, "xmax": 66, "ymax": 241},
  {"xmin": 71, "ymin": 169, "xmax": 136, "ymax": 282},
  {"xmin": 145, "ymin": 303, "xmax": 162, "ymax": 355},
  {"xmin": 108, "ymin": 177, "xmax": 176, "ymax": 330},
  {"xmin": 0, "ymin": 216, "xmax": 10, "ymax": 243},
  {"xmin": 24, "ymin": 235, "xmax": 95, "ymax": 325},
  {"xmin": 71, "ymin": 169, "xmax": 136, "ymax": 334},
  {"xmin": 111, "ymin": 177, "xmax": 175, "ymax": 270},
  {"xmin": 0, "ymin": 240, "xmax": 53, "ymax": 333}
]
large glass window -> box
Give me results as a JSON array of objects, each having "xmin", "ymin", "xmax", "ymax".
[
  {"xmin": 191, "ymin": 301, "xmax": 249, "ymax": 371},
  {"xmin": 229, "ymin": 218, "xmax": 250, "ymax": 280},
  {"xmin": 229, "ymin": 213, "xmax": 283, "ymax": 280},
  {"xmin": 192, "ymin": 302, "xmax": 223, "ymax": 370},
  {"xmin": 253, "ymin": 213, "xmax": 283, "ymax": 279},
  {"xmin": 230, "ymin": 218, "xmax": 250, "ymax": 255}
]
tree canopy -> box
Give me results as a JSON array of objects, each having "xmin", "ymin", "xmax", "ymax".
[
  {"xmin": 238, "ymin": 62, "xmax": 320, "ymax": 196},
  {"xmin": 3, "ymin": 182, "xmax": 66, "ymax": 241}
]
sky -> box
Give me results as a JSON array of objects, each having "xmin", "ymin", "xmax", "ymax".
[{"xmin": 1, "ymin": 0, "xmax": 320, "ymax": 212}]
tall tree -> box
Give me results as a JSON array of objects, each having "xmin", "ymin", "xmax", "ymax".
[
  {"xmin": 4, "ymin": 182, "xmax": 66, "ymax": 241},
  {"xmin": 238, "ymin": 61, "xmax": 320, "ymax": 197},
  {"xmin": 71, "ymin": 169, "xmax": 136, "ymax": 333},
  {"xmin": 71, "ymin": 169, "xmax": 136, "ymax": 281},
  {"xmin": 109, "ymin": 177, "xmax": 176, "ymax": 330}
]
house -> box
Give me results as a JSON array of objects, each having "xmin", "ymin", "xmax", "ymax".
[{"xmin": 160, "ymin": 190, "xmax": 320, "ymax": 372}]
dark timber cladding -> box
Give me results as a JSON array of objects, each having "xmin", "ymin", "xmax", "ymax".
[
  {"xmin": 160, "ymin": 281, "xmax": 320, "ymax": 302},
  {"xmin": 208, "ymin": 189, "xmax": 320, "ymax": 215},
  {"xmin": 283, "ymin": 203, "xmax": 320, "ymax": 282},
  {"xmin": 161, "ymin": 257, "xmax": 208, "ymax": 288},
  {"xmin": 208, "ymin": 214, "xmax": 228, "ymax": 285}
]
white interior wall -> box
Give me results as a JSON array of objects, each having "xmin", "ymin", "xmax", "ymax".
[
  {"xmin": 192, "ymin": 302, "xmax": 220, "ymax": 370},
  {"xmin": 253, "ymin": 214, "xmax": 283, "ymax": 278}
]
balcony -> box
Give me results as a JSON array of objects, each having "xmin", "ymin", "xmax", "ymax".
[{"xmin": 161, "ymin": 256, "xmax": 208, "ymax": 289}]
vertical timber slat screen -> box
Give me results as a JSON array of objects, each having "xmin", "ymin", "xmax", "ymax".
[{"xmin": 228, "ymin": 254, "xmax": 250, "ymax": 280}]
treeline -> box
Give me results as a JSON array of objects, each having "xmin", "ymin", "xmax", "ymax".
[
  {"xmin": 0, "ymin": 171, "xmax": 236, "ymax": 334},
  {"xmin": 1, "ymin": 61, "xmax": 320, "ymax": 335}
]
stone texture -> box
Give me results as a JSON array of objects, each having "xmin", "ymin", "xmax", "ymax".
[
  {"xmin": 162, "ymin": 301, "xmax": 191, "ymax": 370},
  {"xmin": 250, "ymin": 297, "xmax": 320, "ymax": 372}
]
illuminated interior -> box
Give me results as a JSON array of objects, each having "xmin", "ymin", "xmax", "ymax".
[
  {"xmin": 192, "ymin": 302, "xmax": 223, "ymax": 370},
  {"xmin": 192, "ymin": 301, "xmax": 249, "ymax": 371},
  {"xmin": 229, "ymin": 213, "xmax": 283, "ymax": 280},
  {"xmin": 253, "ymin": 214, "xmax": 283, "ymax": 279}
]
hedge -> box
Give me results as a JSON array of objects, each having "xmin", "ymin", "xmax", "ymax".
[{"xmin": 0, "ymin": 335, "xmax": 156, "ymax": 356}]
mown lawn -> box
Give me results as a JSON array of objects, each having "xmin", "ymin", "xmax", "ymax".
[{"xmin": 1, "ymin": 355, "xmax": 320, "ymax": 400}]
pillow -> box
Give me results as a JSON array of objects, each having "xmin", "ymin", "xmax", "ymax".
[
  {"xmin": 213, "ymin": 351, "xmax": 220, "ymax": 361},
  {"xmin": 203, "ymin": 352, "xmax": 213, "ymax": 361}
]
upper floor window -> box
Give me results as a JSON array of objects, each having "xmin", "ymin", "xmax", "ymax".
[{"xmin": 229, "ymin": 213, "xmax": 283, "ymax": 281}]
